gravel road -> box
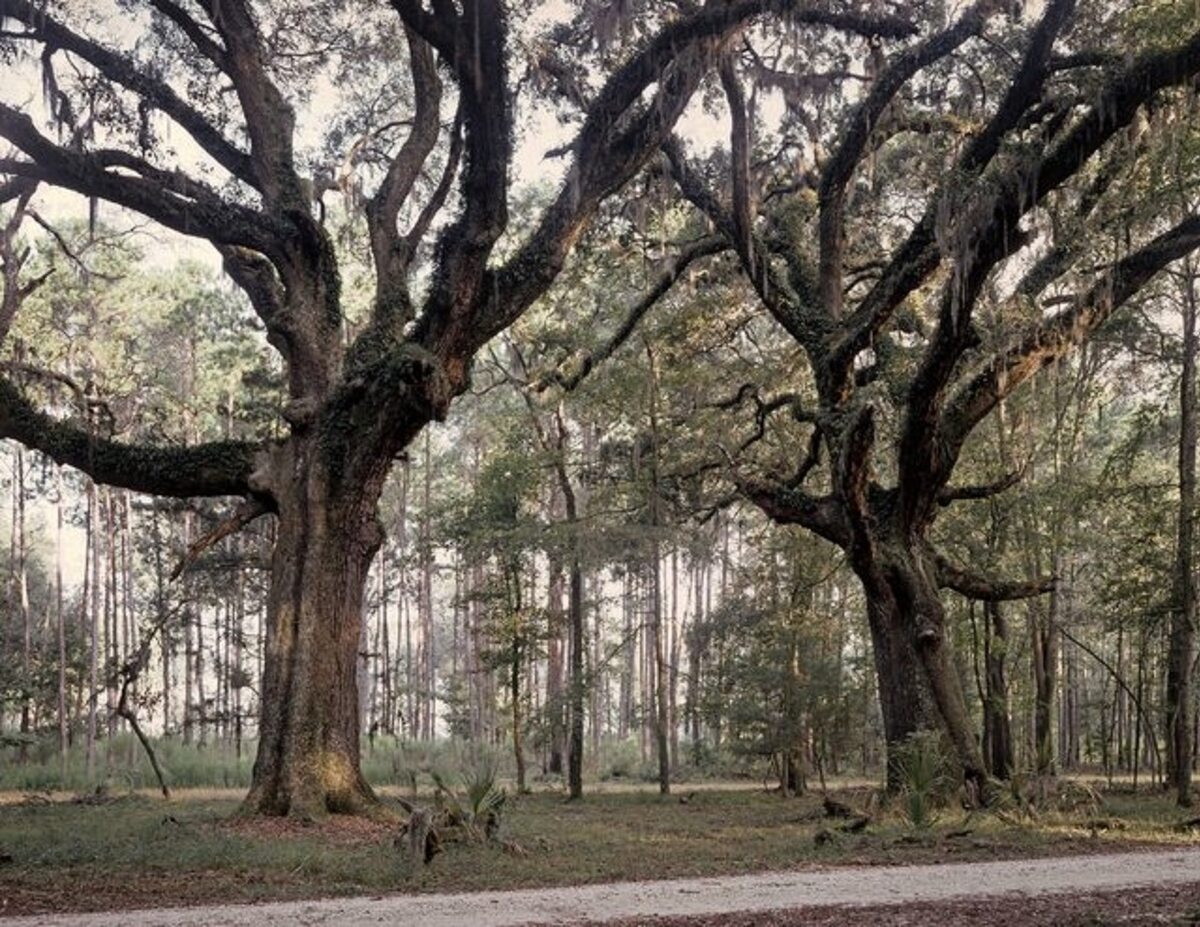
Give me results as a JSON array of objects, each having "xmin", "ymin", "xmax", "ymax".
[{"xmin": 8, "ymin": 847, "xmax": 1200, "ymax": 926}]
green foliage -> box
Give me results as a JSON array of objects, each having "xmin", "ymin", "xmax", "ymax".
[
  {"xmin": 0, "ymin": 735, "xmax": 255, "ymax": 792},
  {"xmin": 431, "ymin": 747, "xmax": 507, "ymax": 841},
  {"xmin": 894, "ymin": 732, "xmax": 955, "ymax": 830}
]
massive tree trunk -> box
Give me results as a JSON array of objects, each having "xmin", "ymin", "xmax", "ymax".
[
  {"xmin": 852, "ymin": 541, "xmax": 985, "ymax": 792},
  {"xmin": 244, "ymin": 441, "xmax": 386, "ymax": 817}
]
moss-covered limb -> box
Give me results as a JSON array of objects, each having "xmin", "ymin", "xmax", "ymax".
[
  {"xmin": 538, "ymin": 235, "xmax": 728, "ymax": 394},
  {"xmin": 738, "ymin": 477, "xmax": 850, "ymax": 548},
  {"xmin": 481, "ymin": 3, "xmax": 915, "ymax": 355},
  {"xmin": 317, "ymin": 338, "xmax": 450, "ymax": 490},
  {"xmin": 0, "ymin": 0, "xmax": 255, "ymax": 187},
  {"xmin": 817, "ymin": 0, "xmax": 990, "ymax": 316},
  {"xmin": 366, "ymin": 24, "xmax": 443, "ymax": 325},
  {"xmin": 943, "ymin": 213, "xmax": 1200, "ymax": 460},
  {"xmin": 0, "ymin": 377, "xmax": 261, "ymax": 499},
  {"xmin": 828, "ymin": 0, "xmax": 1076, "ymax": 386},
  {"xmin": 0, "ymin": 107, "xmax": 284, "ymax": 260},
  {"xmin": 662, "ymin": 138, "xmax": 830, "ymax": 357}
]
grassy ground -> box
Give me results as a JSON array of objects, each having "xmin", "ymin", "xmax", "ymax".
[{"xmin": 2, "ymin": 781, "xmax": 1199, "ymax": 917}]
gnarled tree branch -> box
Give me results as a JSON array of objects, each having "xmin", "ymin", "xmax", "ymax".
[
  {"xmin": 0, "ymin": 377, "xmax": 261, "ymax": 499},
  {"xmin": 934, "ymin": 551, "xmax": 1055, "ymax": 601}
]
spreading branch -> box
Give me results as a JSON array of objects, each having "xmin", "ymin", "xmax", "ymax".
[
  {"xmin": 0, "ymin": 377, "xmax": 261, "ymax": 499},
  {"xmin": 945, "ymin": 212, "xmax": 1200, "ymax": 455},
  {"xmin": 937, "ymin": 468, "xmax": 1025, "ymax": 505},
  {"xmin": 170, "ymin": 498, "xmax": 271, "ymax": 580},
  {"xmin": 367, "ymin": 26, "xmax": 443, "ymax": 321},
  {"xmin": 536, "ymin": 235, "xmax": 727, "ymax": 393},
  {"xmin": 816, "ymin": 0, "xmax": 991, "ymax": 317},
  {"xmin": 0, "ymin": 113, "xmax": 284, "ymax": 258},
  {"xmin": 0, "ymin": 0, "xmax": 254, "ymax": 185},
  {"xmin": 482, "ymin": 2, "xmax": 917, "ymax": 353},
  {"xmin": 933, "ymin": 551, "xmax": 1055, "ymax": 601},
  {"xmin": 826, "ymin": 0, "xmax": 1078, "ymax": 391}
]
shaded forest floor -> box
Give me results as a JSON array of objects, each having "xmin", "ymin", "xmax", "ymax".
[
  {"xmin": 1, "ymin": 782, "xmax": 1198, "ymax": 917},
  {"xmin": 597, "ymin": 882, "xmax": 1200, "ymax": 926}
]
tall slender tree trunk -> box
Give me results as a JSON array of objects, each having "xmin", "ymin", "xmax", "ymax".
[
  {"xmin": 153, "ymin": 504, "xmax": 171, "ymax": 737},
  {"xmin": 183, "ymin": 508, "xmax": 195, "ymax": 747},
  {"xmin": 105, "ymin": 488, "xmax": 119, "ymax": 742},
  {"xmin": 1032, "ymin": 577, "xmax": 1060, "ymax": 776},
  {"xmin": 619, "ymin": 572, "xmax": 633, "ymax": 741},
  {"xmin": 85, "ymin": 480, "xmax": 99, "ymax": 778},
  {"xmin": 510, "ymin": 563, "xmax": 527, "ymax": 793},
  {"xmin": 234, "ymin": 535, "xmax": 245, "ymax": 758},
  {"xmin": 645, "ymin": 342, "xmax": 670, "ymax": 794},
  {"xmin": 983, "ymin": 600, "xmax": 1014, "ymax": 779},
  {"xmin": 651, "ymin": 553, "xmax": 669, "ymax": 795},
  {"xmin": 546, "ymin": 555, "xmax": 565, "ymax": 776},
  {"xmin": 1168, "ymin": 262, "xmax": 1198, "ymax": 806},
  {"xmin": 55, "ymin": 466, "xmax": 68, "ymax": 767},
  {"xmin": 14, "ymin": 446, "xmax": 30, "ymax": 762},
  {"xmin": 420, "ymin": 433, "xmax": 435, "ymax": 739},
  {"xmin": 668, "ymin": 549, "xmax": 680, "ymax": 773}
]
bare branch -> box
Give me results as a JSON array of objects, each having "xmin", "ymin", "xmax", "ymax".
[
  {"xmin": 719, "ymin": 56, "xmax": 755, "ymax": 270},
  {"xmin": 402, "ymin": 106, "xmax": 463, "ymax": 261},
  {"xmin": 367, "ymin": 26, "xmax": 443, "ymax": 322},
  {"xmin": 0, "ymin": 114, "xmax": 284, "ymax": 258},
  {"xmin": 480, "ymin": 2, "xmax": 917, "ymax": 354},
  {"xmin": 203, "ymin": 0, "xmax": 305, "ymax": 207},
  {"xmin": 937, "ymin": 468, "xmax": 1024, "ymax": 505},
  {"xmin": 828, "ymin": 0, "xmax": 1078, "ymax": 388},
  {"xmin": 171, "ymin": 497, "xmax": 271, "ymax": 580},
  {"xmin": 0, "ymin": 0, "xmax": 254, "ymax": 185},
  {"xmin": 739, "ymin": 477, "xmax": 849, "ymax": 547},
  {"xmin": 662, "ymin": 137, "xmax": 813, "ymax": 349},
  {"xmin": 817, "ymin": 0, "xmax": 991, "ymax": 317},
  {"xmin": 147, "ymin": 0, "xmax": 229, "ymax": 69},
  {"xmin": 944, "ymin": 213, "xmax": 1200, "ymax": 454},
  {"xmin": 536, "ymin": 235, "xmax": 727, "ymax": 393},
  {"xmin": 934, "ymin": 551, "xmax": 1054, "ymax": 601}
]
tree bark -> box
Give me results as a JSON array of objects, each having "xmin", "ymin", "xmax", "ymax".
[
  {"xmin": 1168, "ymin": 261, "xmax": 1198, "ymax": 806},
  {"xmin": 243, "ymin": 441, "xmax": 386, "ymax": 817},
  {"xmin": 1032, "ymin": 580, "xmax": 1059, "ymax": 776},
  {"xmin": 546, "ymin": 555, "xmax": 565, "ymax": 776},
  {"xmin": 14, "ymin": 444, "xmax": 30, "ymax": 762},
  {"xmin": 983, "ymin": 601, "xmax": 1014, "ymax": 779},
  {"xmin": 849, "ymin": 540, "xmax": 979, "ymax": 792},
  {"xmin": 55, "ymin": 465, "xmax": 68, "ymax": 767}
]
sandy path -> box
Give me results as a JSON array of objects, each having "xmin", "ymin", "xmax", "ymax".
[{"xmin": 8, "ymin": 847, "xmax": 1200, "ymax": 926}]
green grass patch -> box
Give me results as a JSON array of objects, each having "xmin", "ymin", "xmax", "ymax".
[{"xmin": 1, "ymin": 782, "xmax": 1198, "ymax": 917}]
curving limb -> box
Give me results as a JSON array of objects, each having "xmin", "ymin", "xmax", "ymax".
[
  {"xmin": 0, "ymin": 378, "xmax": 261, "ymax": 500},
  {"xmin": 537, "ymin": 236, "xmax": 728, "ymax": 394},
  {"xmin": 937, "ymin": 468, "xmax": 1025, "ymax": 506},
  {"xmin": 933, "ymin": 551, "xmax": 1055, "ymax": 602}
]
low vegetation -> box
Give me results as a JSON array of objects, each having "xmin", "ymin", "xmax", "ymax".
[{"xmin": 2, "ymin": 779, "xmax": 1198, "ymax": 918}]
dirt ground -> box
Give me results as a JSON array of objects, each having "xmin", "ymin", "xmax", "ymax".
[
  {"xmin": 6, "ymin": 848, "xmax": 1200, "ymax": 926},
  {"xmin": 600, "ymin": 883, "xmax": 1200, "ymax": 925}
]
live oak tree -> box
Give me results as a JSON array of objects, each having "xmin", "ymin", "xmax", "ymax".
[
  {"xmin": 0, "ymin": 0, "xmax": 921, "ymax": 815},
  {"xmin": 538, "ymin": 0, "xmax": 1200, "ymax": 793},
  {"xmin": 675, "ymin": 0, "xmax": 1200, "ymax": 792}
]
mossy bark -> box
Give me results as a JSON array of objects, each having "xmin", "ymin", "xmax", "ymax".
[
  {"xmin": 243, "ymin": 438, "xmax": 385, "ymax": 817},
  {"xmin": 853, "ymin": 541, "xmax": 987, "ymax": 795}
]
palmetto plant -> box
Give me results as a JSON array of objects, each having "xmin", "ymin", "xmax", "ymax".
[
  {"xmin": 895, "ymin": 731, "xmax": 953, "ymax": 830},
  {"xmin": 432, "ymin": 753, "xmax": 507, "ymax": 841}
]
